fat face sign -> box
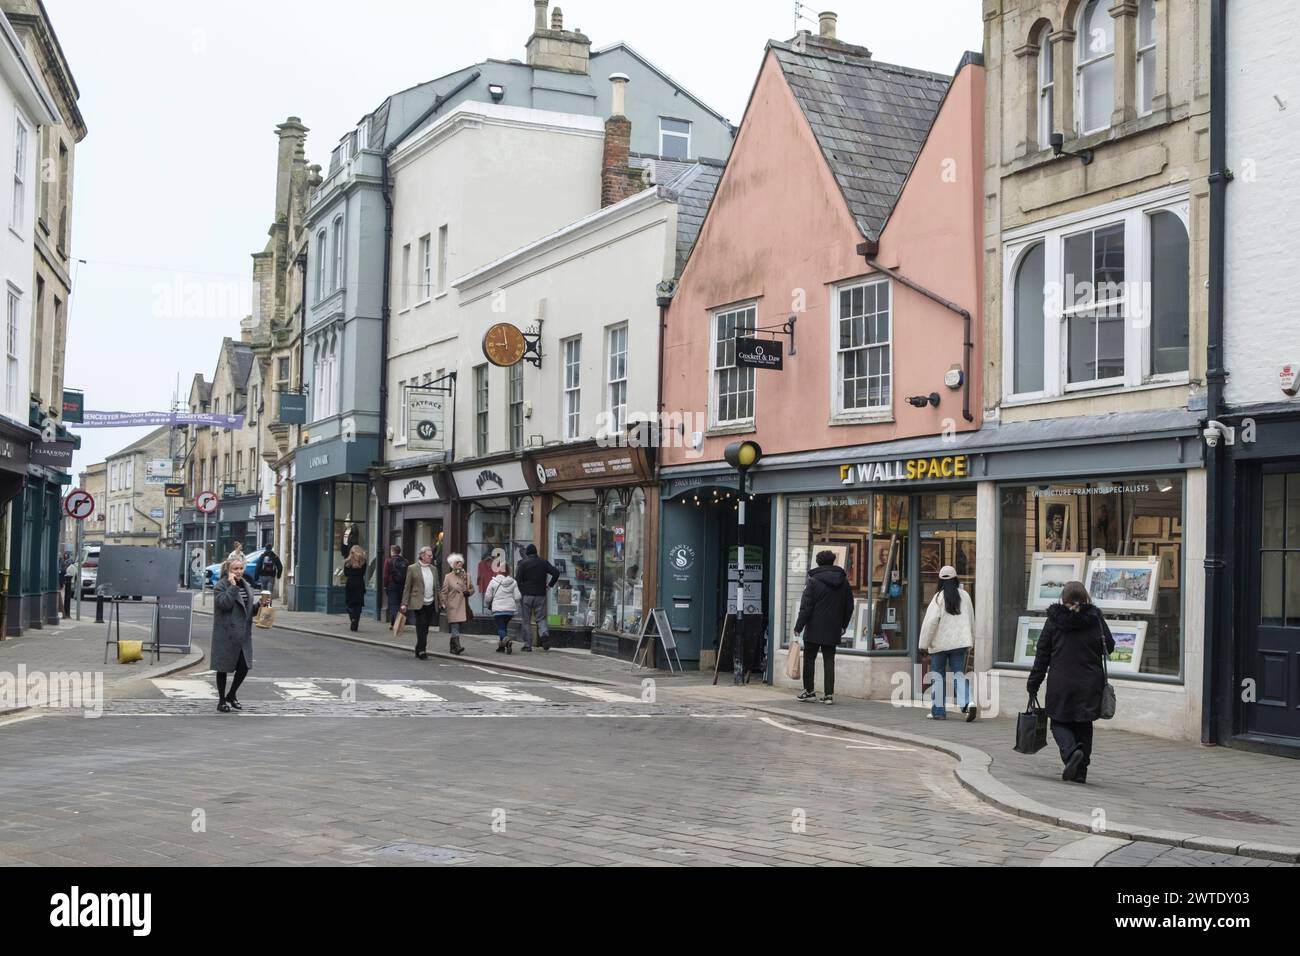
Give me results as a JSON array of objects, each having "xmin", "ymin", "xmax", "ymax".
[
  {"xmin": 407, "ymin": 390, "xmax": 446, "ymax": 453},
  {"xmin": 840, "ymin": 455, "xmax": 970, "ymax": 486},
  {"xmin": 451, "ymin": 461, "xmax": 531, "ymax": 499},
  {"xmin": 387, "ymin": 474, "xmax": 439, "ymax": 506}
]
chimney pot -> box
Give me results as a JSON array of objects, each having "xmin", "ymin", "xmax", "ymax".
[
  {"xmin": 609, "ymin": 72, "xmax": 630, "ymax": 118},
  {"xmin": 534, "ymin": 0, "xmax": 548, "ymax": 32},
  {"xmin": 551, "ymin": 6, "xmax": 563, "ymax": 30},
  {"xmin": 819, "ymin": 11, "xmax": 837, "ymax": 39}
]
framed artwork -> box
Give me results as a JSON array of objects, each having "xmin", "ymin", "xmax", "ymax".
[
  {"xmin": 951, "ymin": 495, "xmax": 977, "ymax": 520},
  {"xmin": 1105, "ymin": 619, "xmax": 1148, "ymax": 673},
  {"xmin": 553, "ymin": 558, "xmax": 567, "ymax": 574},
  {"xmin": 1028, "ymin": 552, "xmax": 1087, "ymax": 610},
  {"xmin": 814, "ymin": 543, "xmax": 848, "ymax": 576},
  {"xmin": 1156, "ymin": 544, "xmax": 1179, "ymax": 589},
  {"xmin": 1088, "ymin": 491, "xmax": 1123, "ymax": 555},
  {"xmin": 852, "ymin": 599, "xmax": 872, "ymax": 649},
  {"xmin": 954, "ymin": 537, "xmax": 976, "ymax": 579},
  {"xmin": 876, "ymin": 534, "xmax": 901, "ymax": 599},
  {"xmin": 824, "ymin": 537, "xmax": 862, "ymax": 589},
  {"xmin": 1131, "ymin": 515, "xmax": 1165, "ymax": 540},
  {"xmin": 555, "ymin": 532, "xmax": 574, "ymax": 552},
  {"xmin": 919, "ymin": 539, "xmax": 944, "ymax": 577},
  {"xmin": 870, "ymin": 538, "xmax": 893, "ymax": 590},
  {"xmin": 1085, "ymin": 555, "xmax": 1161, "ymax": 614},
  {"xmin": 1037, "ymin": 494, "xmax": 1079, "ymax": 552},
  {"xmin": 1014, "ymin": 616, "xmax": 1048, "ymax": 665}
]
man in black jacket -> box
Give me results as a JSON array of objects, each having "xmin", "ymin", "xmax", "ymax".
[
  {"xmin": 515, "ymin": 544, "xmax": 560, "ymax": 652},
  {"xmin": 793, "ymin": 550, "xmax": 855, "ymax": 704}
]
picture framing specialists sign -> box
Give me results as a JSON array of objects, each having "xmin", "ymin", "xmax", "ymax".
[{"xmin": 735, "ymin": 337, "xmax": 783, "ymax": 370}]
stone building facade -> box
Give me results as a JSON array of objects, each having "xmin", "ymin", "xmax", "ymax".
[{"xmin": 102, "ymin": 426, "xmax": 171, "ymax": 547}]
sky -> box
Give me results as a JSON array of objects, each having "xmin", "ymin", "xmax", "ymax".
[{"xmin": 54, "ymin": 0, "xmax": 984, "ymax": 481}]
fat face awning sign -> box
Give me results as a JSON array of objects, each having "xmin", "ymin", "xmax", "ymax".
[
  {"xmin": 735, "ymin": 337, "xmax": 783, "ymax": 370},
  {"xmin": 407, "ymin": 390, "xmax": 446, "ymax": 453}
]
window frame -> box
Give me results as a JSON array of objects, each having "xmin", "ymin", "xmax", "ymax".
[
  {"xmin": 331, "ymin": 215, "xmax": 345, "ymax": 292},
  {"xmin": 658, "ymin": 117, "xmax": 691, "ymax": 160},
  {"xmin": 400, "ymin": 243, "xmax": 411, "ymax": 310},
  {"xmin": 606, "ymin": 324, "xmax": 628, "ymax": 437},
  {"xmin": 709, "ymin": 304, "xmax": 758, "ymax": 428},
  {"xmin": 1001, "ymin": 185, "xmax": 1191, "ymax": 404},
  {"xmin": 1037, "ymin": 24, "xmax": 1055, "ymax": 149},
  {"xmin": 474, "ymin": 364, "xmax": 489, "ymax": 457},
  {"xmin": 314, "ymin": 230, "xmax": 327, "ymax": 303},
  {"xmin": 562, "ymin": 335, "xmax": 581, "ymax": 440},
  {"xmin": 11, "ymin": 110, "xmax": 28, "ymax": 231},
  {"xmin": 419, "ymin": 234, "xmax": 432, "ymax": 302},
  {"xmin": 1074, "ymin": 0, "xmax": 1116, "ymax": 136},
  {"xmin": 437, "ymin": 224, "xmax": 449, "ymax": 294},
  {"xmin": 5, "ymin": 285, "xmax": 18, "ymax": 415},
  {"xmin": 831, "ymin": 277, "xmax": 894, "ymax": 419},
  {"xmin": 1136, "ymin": 0, "xmax": 1157, "ymax": 117}
]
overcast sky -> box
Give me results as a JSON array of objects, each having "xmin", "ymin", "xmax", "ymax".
[{"xmin": 55, "ymin": 0, "xmax": 982, "ymax": 481}]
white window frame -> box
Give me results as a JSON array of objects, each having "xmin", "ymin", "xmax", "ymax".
[
  {"xmin": 606, "ymin": 324, "xmax": 628, "ymax": 436},
  {"xmin": 315, "ymin": 230, "xmax": 327, "ymax": 302},
  {"xmin": 436, "ymin": 224, "xmax": 449, "ymax": 294},
  {"xmin": 1001, "ymin": 185, "xmax": 1192, "ymax": 404},
  {"xmin": 5, "ymin": 286, "xmax": 19, "ymax": 415},
  {"xmin": 509, "ymin": 361, "xmax": 524, "ymax": 450},
  {"xmin": 709, "ymin": 304, "xmax": 757, "ymax": 428},
  {"xmin": 419, "ymin": 234, "xmax": 432, "ymax": 302},
  {"xmin": 659, "ymin": 117, "xmax": 691, "ymax": 160},
  {"xmin": 1037, "ymin": 25, "xmax": 1055, "ymax": 149},
  {"xmin": 396, "ymin": 379, "xmax": 408, "ymax": 444},
  {"xmin": 331, "ymin": 215, "xmax": 344, "ymax": 291},
  {"xmin": 1075, "ymin": 0, "xmax": 1115, "ymax": 136},
  {"xmin": 562, "ymin": 335, "xmax": 581, "ymax": 440},
  {"xmin": 474, "ymin": 364, "xmax": 489, "ymax": 457},
  {"xmin": 11, "ymin": 111, "xmax": 28, "ymax": 231},
  {"xmin": 831, "ymin": 277, "xmax": 893, "ymax": 420},
  {"xmin": 1136, "ymin": 0, "xmax": 1157, "ymax": 117},
  {"xmin": 400, "ymin": 243, "xmax": 411, "ymax": 310}
]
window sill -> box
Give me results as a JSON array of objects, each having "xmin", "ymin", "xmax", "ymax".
[
  {"xmin": 434, "ymin": 290, "xmax": 449, "ymax": 301},
  {"xmin": 1001, "ymin": 376, "xmax": 1191, "ymax": 409},
  {"xmin": 413, "ymin": 297, "xmax": 432, "ymax": 309},
  {"xmin": 829, "ymin": 410, "xmax": 894, "ymax": 427},
  {"xmin": 8, "ymin": 225, "xmax": 23, "ymax": 242},
  {"xmin": 706, "ymin": 422, "xmax": 756, "ymax": 438}
]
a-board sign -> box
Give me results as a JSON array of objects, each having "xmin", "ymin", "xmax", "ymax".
[
  {"xmin": 95, "ymin": 546, "xmax": 180, "ymax": 598},
  {"xmin": 631, "ymin": 607, "xmax": 683, "ymax": 673},
  {"xmin": 651, "ymin": 608, "xmax": 677, "ymax": 651},
  {"xmin": 156, "ymin": 591, "xmax": 194, "ymax": 652}
]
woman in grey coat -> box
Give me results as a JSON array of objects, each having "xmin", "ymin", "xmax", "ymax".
[{"xmin": 212, "ymin": 555, "xmax": 257, "ymax": 713}]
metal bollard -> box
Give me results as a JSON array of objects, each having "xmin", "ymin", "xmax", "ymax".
[{"xmin": 94, "ymin": 593, "xmax": 104, "ymax": 624}]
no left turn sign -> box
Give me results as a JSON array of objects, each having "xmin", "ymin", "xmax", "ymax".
[
  {"xmin": 64, "ymin": 488, "xmax": 94, "ymax": 521},
  {"xmin": 196, "ymin": 491, "xmax": 218, "ymax": 514}
]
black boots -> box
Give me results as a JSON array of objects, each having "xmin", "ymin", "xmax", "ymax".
[{"xmin": 449, "ymin": 636, "xmax": 464, "ymax": 656}]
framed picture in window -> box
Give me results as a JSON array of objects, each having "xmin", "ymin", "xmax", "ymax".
[
  {"xmin": 1130, "ymin": 515, "xmax": 1165, "ymax": 540},
  {"xmin": 816, "ymin": 538, "xmax": 860, "ymax": 588},
  {"xmin": 1014, "ymin": 616, "xmax": 1048, "ymax": 664},
  {"xmin": 1105, "ymin": 619, "xmax": 1148, "ymax": 673},
  {"xmin": 1028, "ymin": 552, "xmax": 1087, "ymax": 610},
  {"xmin": 1036, "ymin": 494, "xmax": 1079, "ymax": 552},
  {"xmin": 1084, "ymin": 555, "xmax": 1160, "ymax": 614},
  {"xmin": 919, "ymin": 538, "xmax": 944, "ymax": 578},
  {"xmin": 1156, "ymin": 543, "xmax": 1179, "ymax": 589}
]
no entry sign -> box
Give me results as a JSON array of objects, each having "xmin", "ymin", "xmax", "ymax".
[
  {"xmin": 196, "ymin": 491, "xmax": 218, "ymax": 514},
  {"xmin": 64, "ymin": 488, "xmax": 94, "ymax": 521}
]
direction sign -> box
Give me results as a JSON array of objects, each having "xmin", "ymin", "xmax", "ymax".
[
  {"xmin": 196, "ymin": 491, "xmax": 218, "ymax": 514},
  {"xmin": 64, "ymin": 488, "xmax": 94, "ymax": 520}
]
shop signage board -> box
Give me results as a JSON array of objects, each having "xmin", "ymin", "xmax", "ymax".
[
  {"xmin": 164, "ymin": 482, "xmax": 185, "ymax": 498},
  {"xmin": 61, "ymin": 389, "xmax": 84, "ymax": 424},
  {"xmin": 630, "ymin": 608, "xmax": 683, "ymax": 673},
  {"xmin": 735, "ymin": 337, "xmax": 783, "ymax": 370},
  {"xmin": 156, "ymin": 591, "xmax": 195, "ymax": 652},
  {"xmin": 388, "ymin": 474, "xmax": 440, "ymax": 506},
  {"xmin": 277, "ymin": 392, "xmax": 307, "ymax": 425},
  {"xmin": 531, "ymin": 445, "xmax": 650, "ymax": 489},
  {"xmin": 149, "ymin": 507, "xmax": 165, "ymax": 519},
  {"xmin": 840, "ymin": 455, "xmax": 970, "ymax": 486},
  {"xmin": 30, "ymin": 439, "xmax": 75, "ymax": 469},
  {"xmin": 452, "ymin": 461, "xmax": 531, "ymax": 499},
  {"xmin": 407, "ymin": 390, "xmax": 446, "ymax": 453},
  {"xmin": 145, "ymin": 459, "xmax": 173, "ymax": 484}
]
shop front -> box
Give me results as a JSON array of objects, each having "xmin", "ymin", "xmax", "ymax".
[
  {"xmin": 381, "ymin": 467, "xmax": 451, "ymax": 619},
  {"xmin": 292, "ymin": 435, "xmax": 380, "ymax": 613},
  {"xmin": 449, "ymin": 457, "xmax": 536, "ymax": 627},
  {"xmin": 179, "ymin": 506, "xmax": 217, "ymax": 588},
  {"xmin": 753, "ymin": 411, "xmax": 1206, "ymax": 741},
  {"xmin": 0, "ymin": 420, "xmax": 59, "ymax": 636},
  {"xmin": 528, "ymin": 443, "xmax": 658, "ymax": 658},
  {"xmin": 214, "ymin": 494, "xmax": 265, "ymax": 557}
]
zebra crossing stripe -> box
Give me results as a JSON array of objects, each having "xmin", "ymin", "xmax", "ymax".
[
  {"xmin": 272, "ymin": 680, "xmax": 336, "ymax": 701},
  {"xmin": 458, "ymin": 684, "xmax": 547, "ymax": 703},
  {"xmin": 153, "ymin": 679, "xmax": 218, "ymax": 700},
  {"xmin": 562, "ymin": 686, "xmax": 642, "ymax": 704},
  {"xmin": 363, "ymin": 683, "xmax": 446, "ymax": 702}
]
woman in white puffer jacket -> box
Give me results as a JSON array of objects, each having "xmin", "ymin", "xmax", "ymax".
[
  {"xmin": 484, "ymin": 557, "xmax": 523, "ymax": 654},
  {"xmin": 918, "ymin": 565, "xmax": 977, "ymax": 722}
]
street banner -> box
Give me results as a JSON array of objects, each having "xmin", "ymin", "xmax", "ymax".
[
  {"xmin": 76, "ymin": 410, "xmax": 246, "ymax": 429},
  {"xmin": 407, "ymin": 389, "xmax": 446, "ymax": 453}
]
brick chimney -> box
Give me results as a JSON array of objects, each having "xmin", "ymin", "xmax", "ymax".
[
  {"xmin": 526, "ymin": 0, "xmax": 591, "ymax": 74},
  {"xmin": 601, "ymin": 74, "xmax": 641, "ymax": 208}
]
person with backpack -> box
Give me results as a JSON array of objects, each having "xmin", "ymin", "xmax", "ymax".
[
  {"xmin": 384, "ymin": 545, "xmax": 409, "ymax": 625},
  {"xmin": 1027, "ymin": 580, "xmax": 1116, "ymax": 784},
  {"xmin": 484, "ymin": 556, "xmax": 523, "ymax": 655},
  {"xmin": 918, "ymin": 565, "xmax": 977, "ymax": 721},
  {"xmin": 793, "ymin": 549, "xmax": 855, "ymax": 705}
]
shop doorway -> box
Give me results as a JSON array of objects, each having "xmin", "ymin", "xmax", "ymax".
[
  {"xmin": 1244, "ymin": 466, "xmax": 1300, "ymax": 742},
  {"xmin": 913, "ymin": 513, "xmax": 977, "ymax": 700}
]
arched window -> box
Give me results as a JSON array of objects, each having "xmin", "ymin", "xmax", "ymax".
[
  {"xmin": 311, "ymin": 341, "xmax": 322, "ymax": 420},
  {"xmin": 1149, "ymin": 210, "xmax": 1188, "ymax": 374},
  {"xmin": 331, "ymin": 216, "xmax": 344, "ymax": 291},
  {"xmin": 315, "ymin": 230, "xmax": 327, "ymax": 302},
  {"xmin": 1037, "ymin": 24, "xmax": 1055, "ymax": 149},
  {"xmin": 1076, "ymin": 0, "xmax": 1115, "ymax": 135},
  {"xmin": 1136, "ymin": 0, "xmax": 1156, "ymax": 115},
  {"xmin": 1013, "ymin": 242, "xmax": 1046, "ymax": 395}
]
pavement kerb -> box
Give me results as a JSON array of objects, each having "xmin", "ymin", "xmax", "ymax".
[
  {"xmin": 192, "ymin": 608, "xmax": 623, "ymax": 687},
  {"xmin": 739, "ymin": 703, "xmax": 1300, "ymax": 864}
]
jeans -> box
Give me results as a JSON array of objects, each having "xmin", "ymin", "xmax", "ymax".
[
  {"xmin": 519, "ymin": 594, "xmax": 549, "ymax": 648},
  {"xmin": 1051, "ymin": 719, "xmax": 1094, "ymax": 777},
  {"xmin": 386, "ymin": 586, "xmax": 403, "ymax": 624},
  {"xmin": 494, "ymin": 612, "xmax": 513, "ymax": 641},
  {"xmin": 412, "ymin": 604, "xmax": 436, "ymax": 655},
  {"xmin": 928, "ymin": 647, "xmax": 971, "ymax": 717},
  {"xmin": 802, "ymin": 643, "xmax": 835, "ymax": 696}
]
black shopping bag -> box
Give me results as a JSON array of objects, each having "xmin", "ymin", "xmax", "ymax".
[{"xmin": 1014, "ymin": 695, "xmax": 1049, "ymax": 755}]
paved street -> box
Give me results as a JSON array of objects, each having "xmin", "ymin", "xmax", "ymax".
[{"xmin": 0, "ymin": 618, "xmax": 1290, "ymax": 867}]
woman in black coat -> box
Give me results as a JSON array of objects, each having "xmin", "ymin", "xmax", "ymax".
[
  {"xmin": 212, "ymin": 556, "xmax": 257, "ymax": 713},
  {"xmin": 792, "ymin": 550, "xmax": 855, "ymax": 704},
  {"xmin": 1026, "ymin": 581, "xmax": 1116, "ymax": 783},
  {"xmin": 340, "ymin": 545, "xmax": 368, "ymax": 631}
]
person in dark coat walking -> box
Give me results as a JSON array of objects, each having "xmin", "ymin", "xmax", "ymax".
[
  {"xmin": 383, "ymin": 545, "xmax": 408, "ymax": 625},
  {"xmin": 341, "ymin": 545, "xmax": 367, "ymax": 631},
  {"xmin": 257, "ymin": 546, "xmax": 283, "ymax": 597},
  {"xmin": 515, "ymin": 543, "xmax": 559, "ymax": 652},
  {"xmin": 793, "ymin": 550, "xmax": 855, "ymax": 704},
  {"xmin": 212, "ymin": 556, "xmax": 257, "ymax": 713},
  {"xmin": 1027, "ymin": 581, "xmax": 1116, "ymax": 783}
]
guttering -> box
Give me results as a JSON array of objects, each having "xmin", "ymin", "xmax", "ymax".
[
  {"xmin": 1203, "ymin": 0, "xmax": 1232, "ymax": 746},
  {"xmin": 858, "ymin": 241, "xmax": 975, "ymax": 423}
]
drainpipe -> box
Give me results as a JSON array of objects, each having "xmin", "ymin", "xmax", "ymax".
[
  {"xmin": 1202, "ymin": 0, "xmax": 1231, "ymax": 746},
  {"xmin": 857, "ymin": 241, "xmax": 975, "ymax": 423}
]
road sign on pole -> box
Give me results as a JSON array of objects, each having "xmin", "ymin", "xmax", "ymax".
[
  {"xmin": 196, "ymin": 491, "xmax": 218, "ymax": 514},
  {"xmin": 64, "ymin": 488, "xmax": 94, "ymax": 521}
]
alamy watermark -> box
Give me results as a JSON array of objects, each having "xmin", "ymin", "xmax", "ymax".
[{"xmin": 0, "ymin": 666, "xmax": 103, "ymax": 718}]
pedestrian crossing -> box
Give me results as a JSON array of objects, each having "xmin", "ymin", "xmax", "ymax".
[{"xmin": 147, "ymin": 676, "xmax": 641, "ymax": 707}]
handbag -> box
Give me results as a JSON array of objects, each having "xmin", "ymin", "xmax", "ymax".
[
  {"xmin": 1099, "ymin": 634, "xmax": 1117, "ymax": 720},
  {"xmin": 392, "ymin": 611, "xmax": 406, "ymax": 638},
  {"xmin": 1014, "ymin": 694, "xmax": 1049, "ymax": 754},
  {"xmin": 785, "ymin": 639, "xmax": 802, "ymax": 680}
]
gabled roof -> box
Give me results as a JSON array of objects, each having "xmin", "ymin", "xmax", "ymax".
[
  {"xmin": 220, "ymin": 338, "xmax": 255, "ymax": 393},
  {"xmin": 108, "ymin": 425, "xmax": 171, "ymax": 460},
  {"xmin": 769, "ymin": 38, "xmax": 952, "ymax": 241},
  {"xmin": 591, "ymin": 42, "xmax": 734, "ymax": 128}
]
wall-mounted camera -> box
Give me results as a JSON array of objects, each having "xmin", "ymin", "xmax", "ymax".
[{"xmin": 1203, "ymin": 420, "xmax": 1235, "ymax": 448}]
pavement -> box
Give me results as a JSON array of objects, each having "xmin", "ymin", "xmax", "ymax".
[{"xmin": 208, "ymin": 606, "xmax": 1300, "ymax": 864}]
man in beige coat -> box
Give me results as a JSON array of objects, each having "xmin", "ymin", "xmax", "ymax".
[{"xmin": 400, "ymin": 546, "xmax": 446, "ymax": 659}]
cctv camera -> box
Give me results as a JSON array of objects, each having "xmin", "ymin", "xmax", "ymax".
[
  {"xmin": 1204, "ymin": 420, "xmax": 1235, "ymax": 447},
  {"xmin": 1203, "ymin": 426, "xmax": 1219, "ymax": 448}
]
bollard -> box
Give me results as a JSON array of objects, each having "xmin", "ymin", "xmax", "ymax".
[{"xmin": 94, "ymin": 593, "xmax": 104, "ymax": 624}]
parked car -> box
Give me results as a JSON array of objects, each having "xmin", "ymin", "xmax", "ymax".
[
  {"xmin": 80, "ymin": 546, "xmax": 99, "ymax": 596},
  {"xmin": 205, "ymin": 549, "xmax": 268, "ymax": 589}
]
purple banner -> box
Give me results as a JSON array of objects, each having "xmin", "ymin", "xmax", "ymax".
[{"xmin": 77, "ymin": 410, "xmax": 246, "ymax": 429}]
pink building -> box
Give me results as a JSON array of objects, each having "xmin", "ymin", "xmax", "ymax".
[{"xmin": 655, "ymin": 16, "xmax": 985, "ymax": 688}]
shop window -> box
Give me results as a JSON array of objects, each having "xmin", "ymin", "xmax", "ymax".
[
  {"xmin": 598, "ymin": 490, "xmax": 645, "ymax": 635},
  {"xmin": 512, "ymin": 495, "xmax": 535, "ymax": 565},
  {"xmin": 996, "ymin": 476, "xmax": 1184, "ymax": 677},
  {"xmin": 325, "ymin": 481, "xmax": 368, "ymax": 583},
  {"xmin": 1260, "ymin": 473, "xmax": 1300, "ymax": 628},
  {"xmin": 548, "ymin": 498, "xmax": 600, "ymax": 627},
  {"xmin": 467, "ymin": 505, "xmax": 510, "ymax": 615}
]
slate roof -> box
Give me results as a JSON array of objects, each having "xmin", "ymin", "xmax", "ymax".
[
  {"xmin": 224, "ymin": 339, "xmax": 256, "ymax": 393},
  {"xmin": 769, "ymin": 38, "xmax": 953, "ymax": 240},
  {"xmin": 628, "ymin": 155, "xmax": 725, "ymax": 276},
  {"xmin": 108, "ymin": 425, "xmax": 172, "ymax": 460}
]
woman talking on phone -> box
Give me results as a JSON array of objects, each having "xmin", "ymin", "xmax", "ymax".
[{"xmin": 212, "ymin": 556, "xmax": 258, "ymax": 713}]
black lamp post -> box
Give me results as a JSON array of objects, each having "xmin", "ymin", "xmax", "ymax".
[{"xmin": 723, "ymin": 440, "xmax": 763, "ymax": 686}]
